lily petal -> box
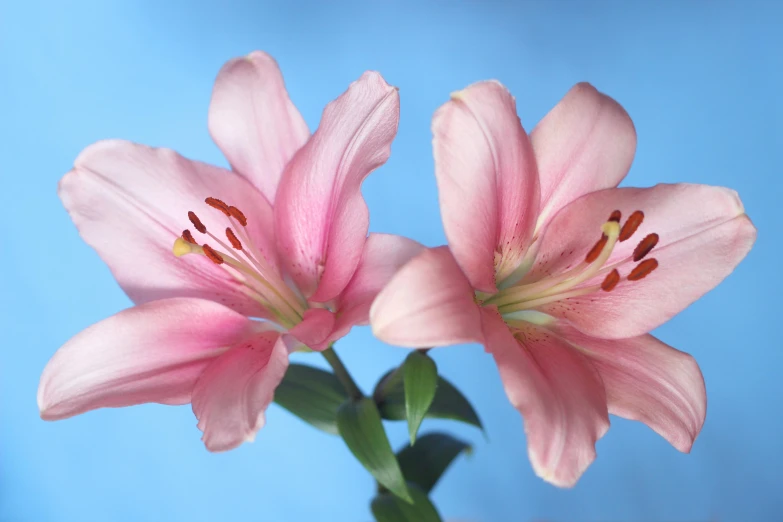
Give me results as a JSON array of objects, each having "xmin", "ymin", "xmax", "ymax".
[
  {"xmin": 530, "ymin": 184, "xmax": 756, "ymax": 338},
  {"xmin": 370, "ymin": 247, "xmax": 482, "ymax": 348},
  {"xmin": 60, "ymin": 140, "xmax": 279, "ymax": 317},
  {"xmin": 38, "ymin": 298, "xmax": 256, "ymax": 420},
  {"xmin": 330, "ymin": 233, "xmax": 425, "ymax": 342},
  {"xmin": 288, "ymin": 308, "xmax": 335, "ymax": 351},
  {"xmin": 208, "ymin": 51, "xmax": 310, "ymax": 202},
  {"xmin": 433, "ymin": 81, "xmax": 540, "ymax": 292},
  {"xmin": 482, "ymin": 309, "xmax": 609, "ymax": 488},
  {"xmin": 192, "ymin": 331, "xmax": 289, "ymax": 452},
  {"xmin": 531, "ymin": 83, "xmax": 636, "ymax": 228},
  {"xmin": 276, "ymin": 72, "xmax": 400, "ymax": 302},
  {"xmin": 560, "ymin": 328, "xmax": 706, "ymax": 452}
]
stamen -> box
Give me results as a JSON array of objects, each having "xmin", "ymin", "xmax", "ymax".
[
  {"xmin": 601, "ymin": 269, "xmax": 620, "ymax": 291},
  {"xmin": 633, "ymin": 233, "xmax": 659, "ymax": 262},
  {"xmin": 188, "ymin": 211, "xmax": 207, "ymax": 234},
  {"xmin": 205, "ymin": 197, "xmax": 231, "ymax": 217},
  {"xmin": 226, "ymin": 228, "xmax": 243, "ymax": 250},
  {"xmin": 182, "ymin": 229, "xmax": 197, "ymax": 244},
  {"xmin": 202, "ymin": 244, "xmax": 224, "ymax": 265},
  {"xmin": 609, "ymin": 210, "xmax": 622, "ymax": 223},
  {"xmin": 228, "ymin": 206, "xmax": 247, "ymax": 227},
  {"xmin": 585, "ymin": 235, "xmax": 608, "ymax": 263},
  {"xmin": 619, "ymin": 210, "xmax": 644, "ymax": 242},
  {"xmin": 628, "ymin": 258, "xmax": 658, "ymax": 281}
]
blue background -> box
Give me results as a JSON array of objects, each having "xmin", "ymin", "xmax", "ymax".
[{"xmin": 1, "ymin": 1, "xmax": 780, "ymax": 521}]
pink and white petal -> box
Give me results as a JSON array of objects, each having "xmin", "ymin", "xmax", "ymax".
[
  {"xmin": 482, "ymin": 309, "xmax": 609, "ymax": 488},
  {"xmin": 208, "ymin": 51, "xmax": 310, "ymax": 201},
  {"xmin": 60, "ymin": 140, "xmax": 280, "ymax": 317},
  {"xmin": 191, "ymin": 331, "xmax": 289, "ymax": 452},
  {"xmin": 558, "ymin": 328, "xmax": 706, "ymax": 452},
  {"xmin": 38, "ymin": 298, "xmax": 257, "ymax": 420},
  {"xmin": 527, "ymin": 183, "xmax": 748, "ymax": 281},
  {"xmin": 370, "ymin": 247, "xmax": 482, "ymax": 348},
  {"xmin": 543, "ymin": 214, "xmax": 755, "ymax": 339},
  {"xmin": 433, "ymin": 81, "xmax": 540, "ymax": 292},
  {"xmin": 276, "ymin": 72, "xmax": 400, "ymax": 302},
  {"xmin": 531, "ymin": 83, "xmax": 636, "ymax": 228},
  {"xmin": 288, "ymin": 308, "xmax": 335, "ymax": 351},
  {"xmin": 329, "ymin": 233, "xmax": 425, "ymax": 342}
]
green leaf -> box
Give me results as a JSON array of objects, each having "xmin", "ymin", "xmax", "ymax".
[
  {"xmin": 403, "ymin": 351, "xmax": 438, "ymax": 444},
  {"xmin": 396, "ymin": 432, "xmax": 471, "ymax": 493},
  {"xmin": 371, "ymin": 482, "xmax": 442, "ymax": 522},
  {"xmin": 374, "ymin": 370, "xmax": 483, "ymax": 432},
  {"xmin": 337, "ymin": 398, "xmax": 412, "ymax": 503},
  {"xmin": 273, "ymin": 363, "xmax": 347, "ymax": 435}
]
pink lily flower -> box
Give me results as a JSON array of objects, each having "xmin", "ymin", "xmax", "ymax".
[
  {"xmin": 370, "ymin": 81, "xmax": 756, "ymax": 487},
  {"xmin": 38, "ymin": 52, "xmax": 422, "ymax": 451}
]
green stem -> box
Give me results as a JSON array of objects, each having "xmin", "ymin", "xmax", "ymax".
[{"xmin": 322, "ymin": 346, "xmax": 363, "ymax": 400}]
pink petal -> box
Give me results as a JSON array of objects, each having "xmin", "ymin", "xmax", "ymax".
[
  {"xmin": 330, "ymin": 233, "xmax": 425, "ymax": 342},
  {"xmin": 560, "ymin": 328, "xmax": 706, "ymax": 452},
  {"xmin": 192, "ymin": 331, "xmax": 289, "ymax": 452},
  {"xmin": 275, "ymin": 72, "xmax": 400, "ymax": 302},
  {"xmin": 208, "ymin": 51, "xmax": 310, "ymax": 202},
  {"xmin": 370, "ymin": 247, "xmax": 482, "ymax": 348},
  {"xmin": 60, "ymin": 140, "xmax": 279, "ymax": 318},
  {"xmin": 38, "ymin": 298, "xmax": 257, "ymax": 420},
  {"xmin": 432, "ymin": 81, "xmax": 540, "ymax": 292},
  {"xmin": 288, "ymin": 308, "xmax": 335, "ymax": 351},
  {"xmin": 530, "ymin": 184, "xmax": 756, "ymax": 338},
  {"xmin": 531, "ymin": 83, "xmax": 636, "ymax": 227},
  {"xmin": 482, "ymin": 309, "xmax": 609, "ymax": 488}
]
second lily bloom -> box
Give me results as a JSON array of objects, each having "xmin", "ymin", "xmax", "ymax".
[{"xmin": 371, "ymin": 81, "xmax": 756, "ymax": 486}]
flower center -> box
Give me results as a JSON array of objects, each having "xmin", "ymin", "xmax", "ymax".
[
  {"xmin": 483, "ymin": 209, "xmax": 660, "ymax": 323},
  {"xmin": 171, "ymin": 197, "xmax": 307, "ymax": 328}
]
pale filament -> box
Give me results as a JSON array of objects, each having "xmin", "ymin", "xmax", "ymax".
[
  {"xmin": 179, "ymin": 242, "xmax": 276, "ymax": 309},
  {"xmin": 217, "ymin": 217, "xmax": 305, "ymax": 318}
]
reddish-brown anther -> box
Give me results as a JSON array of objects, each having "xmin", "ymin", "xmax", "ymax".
[
  {"xmin": 181, "ymin": 229, "xmax": 197, "ymax": 244},
  {"xmin": 608, "ymin": 210, "xmax": 622, "ymax": 223},
  {"xmin": 205, "ymin": 197, "xmax": 231, "ymax": 217},
  {"xmin": 228, "ymin": 206, "xmax": 247, "ymax": 227},
  {"xmin": 188, "ymin": 211, "xmax": 207, "ymax": 234},
  {"xmin": 226, "ymin": 228, "xmax": 242, "ymax": 250},
  {"xmin": 619, "ymin": 210, "xmax": 644, "ymax": 242},
  {"xmin": 628, "ymin": 258, "xmax": 658, "ymax": 281},
  {"xmin": 601, "ymin": 269, "xmax": 620, "ymax": 291},
  {"xmin": 202, "ymin": 244, "xmax": 224, "ymax": 265},
  {"xmin": 585, "ymin": 235, "xmax": 609, "ymax": 263},
  {"xmin": 633, "ymin": 233, "xmax": 659, "ymax": 262}
]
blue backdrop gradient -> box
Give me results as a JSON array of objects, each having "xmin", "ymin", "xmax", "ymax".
[{"xmin": 1, "ymin": 2, "xmax": 780, "ymax": 521}]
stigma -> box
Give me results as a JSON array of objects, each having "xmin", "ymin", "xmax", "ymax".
[
  {"xmin": 486, "ymin": 209, "xmax": 661, "ymax": 319},
  {"xmin": 172, "ymin": 197, "xmax": 306, "ymax": 328}
]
